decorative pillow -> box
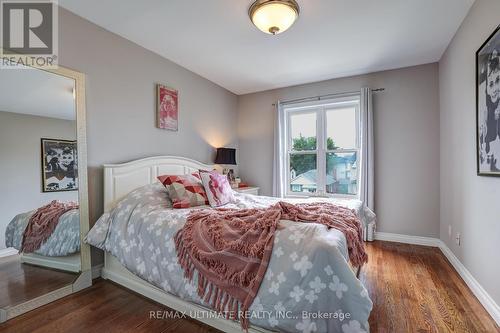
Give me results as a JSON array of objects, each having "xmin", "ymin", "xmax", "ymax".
[
  {"xmin": 157, "ymin": 173, "xmax": 209, "ymax": 209},
  {"xmin": 199, "ymin": 170, "xmax": 235, "ymax": 207}
]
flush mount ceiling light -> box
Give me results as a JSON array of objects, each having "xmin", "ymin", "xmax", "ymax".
[{"xmin": 249, "ymin": 0, "xmax": 300, "ymax": 35}]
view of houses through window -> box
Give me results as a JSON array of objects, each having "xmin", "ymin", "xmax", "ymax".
[{"xmin": 286, "ymin": 97, "xmax": 360, "ymax": 197}]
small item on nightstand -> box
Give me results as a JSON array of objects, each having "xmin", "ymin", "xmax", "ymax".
[
  {"xmin": 227, "ymin": 169, "xmax": 235, "ymax": 182},
  {"xmin": 238, "ymin": 182, "xmax": 249, "ymax": 188},
  {"xmin": 231, "ymin": 177, "xmax": 241, "ymax": 189}
]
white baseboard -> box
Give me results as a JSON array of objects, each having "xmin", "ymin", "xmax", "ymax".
[
  {"xmin": 374, "ymin": 232, "xmax": 440, "ymax": 247},
  {"xmin": 0, "ymin": 247, "xmax": 19, "ymax": 258},
  {"xmin": 374, "ymin": 232, "xmax": 500, "ymax": 326},
  {"xmin": 91, "ymin": 264, "xmax": 103, "ymax": 280}
]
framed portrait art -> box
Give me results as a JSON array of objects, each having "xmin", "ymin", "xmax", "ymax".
[
  {"xmin": 477, "ymin": 25, "xmax": 500, "ymax": 176},
  {"xmin": 156, "ymin": 84, "xmax": 179, "ymax": 131},
  {"xmin": 41, "ymin": 138, "xmax": 78, "ymax": 192}
]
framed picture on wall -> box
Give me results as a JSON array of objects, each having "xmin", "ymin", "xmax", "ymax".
[
  {"xmin": 156, "ymin": 84, "xmax": 179, "ymax": 131},
  {"xmin": 41, "ymin": 138, "xmax": 78, "ymax": 192},
  {"xmin": 477, "ymin": 25, "xmax": 500, "ymax": 176}
]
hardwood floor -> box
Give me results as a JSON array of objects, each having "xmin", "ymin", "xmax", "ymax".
[
  {"xmin": 0, "ymin": 255, "xmax": 77, "ymax": 308},
  {"xmin": 361, "ymin": 241, "xmax": 499, "ymax": 333},
  {"xmin": 0, "ymin": 241, "xmax": 498, "ymax": 333}
]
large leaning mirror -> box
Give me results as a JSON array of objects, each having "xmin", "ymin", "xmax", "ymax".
[{"xmin": 0, "ymin": 62, "xmax": 91, "ymax": 322}]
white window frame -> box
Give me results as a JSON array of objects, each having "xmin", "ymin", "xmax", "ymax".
[{"xmin": 284, "ymin": 95, "xmax": 361, "ymax": 198}]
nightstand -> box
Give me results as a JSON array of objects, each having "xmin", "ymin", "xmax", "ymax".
[{"xmin": 233, "ymin": 186, "xmax": 260, "ymax": 195}]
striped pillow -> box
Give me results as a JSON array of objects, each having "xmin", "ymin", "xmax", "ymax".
[{"xmin": 157, "ymin": 173, "xmax": 209, "ymax": 209}]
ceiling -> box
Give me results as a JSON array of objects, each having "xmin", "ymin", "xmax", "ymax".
[
  {"xmin": 0, "ymin": 65, "xmax": 75, "ymax": 120},
  {"xmin": 59, "ymin": 0, "xmax": 474, "ymax": 95}
]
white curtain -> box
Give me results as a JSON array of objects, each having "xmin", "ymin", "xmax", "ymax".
[
  {"xmin": 360, "ymin": 88, "xmax": 375, "ymax": 210},
  {"xmin": 272, "ymin": 101, "xmax": 286, "ymax": 197},
  {"xmin": 360, "ymin": 88, "xmax": 375, "ymax": 211},
  {"xmin": 360, "ymin": 88, "xmax": 376, "ymax": 241}
]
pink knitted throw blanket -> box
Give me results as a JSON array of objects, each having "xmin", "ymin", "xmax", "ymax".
[
  {"xmin": 21, "ymin": 200, "xmax": 79, "ymax": 253},
  {"xmin": 174, "ymin": 201, "xmax": 367, "ymax": 329}
]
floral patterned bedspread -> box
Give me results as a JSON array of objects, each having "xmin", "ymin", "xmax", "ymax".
[
  {"xmin": 86, "ymin": 183, "xmax": 373, "ymax": 333},
  {"xmin": 5, "ymin": 209, "xmax": 80, "ymax": 256}
]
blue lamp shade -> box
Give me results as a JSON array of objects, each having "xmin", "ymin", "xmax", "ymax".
[{"xmin": 214, "ymin": 148, "xmax": 236, "ymax": 165}]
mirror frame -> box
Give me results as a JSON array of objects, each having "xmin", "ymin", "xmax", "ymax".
[{"xmin": 0, "ymin": 62, "xmax": 91, "ymax": 322}]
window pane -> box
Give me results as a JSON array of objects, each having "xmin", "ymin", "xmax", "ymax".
[
  {"xmin": 290, "ymin": 112, "xmax": 316, "ymax": 151},
  {"xmin": 290, "ymin": 153, "xmax": 317, "ymax": 193},
  {"xmin": 326, "ymin": 107, "xmax": 357, "ymax": 149},
  {"xmin": 326, "ymin": 152, "xmax": 358, "ymax": 195}
]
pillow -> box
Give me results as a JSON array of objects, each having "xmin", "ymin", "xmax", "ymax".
[
  {"xmin": 157, "ymin": 173, "xmax": 209, "ymax": 209},
  {"xmin": 199, "ymin": 170, "xmax": 235, "ymax": 207}
]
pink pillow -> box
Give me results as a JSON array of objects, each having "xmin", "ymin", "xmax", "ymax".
[
  {"xmin": 199, "ymin": 170, "xmax": 235, "ymax": 207},
  {"xmin": 157, "ymin": 173, "xmax": 209, "ymax": 209}
]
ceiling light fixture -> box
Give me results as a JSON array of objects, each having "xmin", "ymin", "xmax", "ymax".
[{"xmin": 249, "ymin": 0, "xmax": 300, "ymax": 35}]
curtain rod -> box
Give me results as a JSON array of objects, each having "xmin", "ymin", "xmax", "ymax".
[{"xmin": 273, "ymin": 88, "xmax": 385, "ymax": 106}]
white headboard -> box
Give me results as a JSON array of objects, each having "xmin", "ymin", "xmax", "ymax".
[{"xmin": 103, "ymin": 156, "xmax": 214, "ymax": 212}]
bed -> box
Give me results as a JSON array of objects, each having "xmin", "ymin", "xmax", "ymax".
[
  {"xmin": 5, "ymin": 208, "xmax": 81, "ymax": 272},
  {"xmin": 86, "ymin": 156, "xmax": 374, "ymax": 333}
]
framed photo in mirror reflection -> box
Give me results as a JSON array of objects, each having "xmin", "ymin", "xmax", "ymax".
[{"xmin": 41, "ymin": 138, "xmax": 78, "ymax": 192}]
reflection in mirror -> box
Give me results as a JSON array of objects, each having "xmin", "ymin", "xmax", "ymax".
[{"xmin": 0, "ymin": 63, "xmax": 80, "ymax": 311}]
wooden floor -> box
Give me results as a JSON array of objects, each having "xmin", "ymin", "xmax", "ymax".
[
  {"xmin": 361, "ymin": 242, "xmax": 499, "ymax": 333},
  {"xmin": 0, "ymin": 241, "xmax": 498, "ymax": 333},
  {"xmin": 0, "ymin": 255, "xmax": 77, "ymax": 308}
]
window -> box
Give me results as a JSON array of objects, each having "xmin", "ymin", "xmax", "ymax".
[{"xmin": 285, "ymin": 96, "xmax": 360, "ymax": 197}]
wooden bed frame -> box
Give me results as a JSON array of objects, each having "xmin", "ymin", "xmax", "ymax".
[{"xmin": 100, "ymin": 155, "xmax": 361, "ymax": 333}]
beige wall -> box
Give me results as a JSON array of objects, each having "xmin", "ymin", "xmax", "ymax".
[
  {"xmin": 57, "ymin": 8, "xmax": 239, "ymax": 263},
  {"xmin": 0, "ymin": 111, "xmax": 78, "ymax": 250},
  {"xmin": 439, "ymin": 0, "xmax": 500, "ymax": 305},
  {"xmin": 237, "ymin": 64, "xmax": 440, "ymax": 237}
]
